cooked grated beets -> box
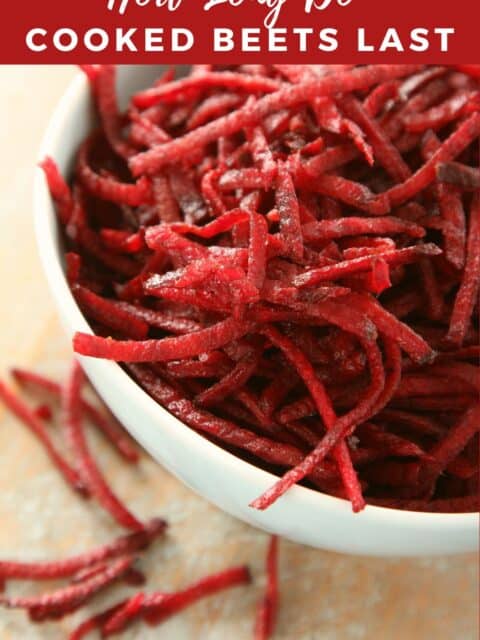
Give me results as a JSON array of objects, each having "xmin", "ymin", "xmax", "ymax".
[{"xmin": 37, "ymin": 64, "xmax": 480, "ymax": 515}]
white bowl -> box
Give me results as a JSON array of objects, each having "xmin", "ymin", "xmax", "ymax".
[{"xmin": 33, "ymin": 65, "xmax": 479, "ymax": 556}]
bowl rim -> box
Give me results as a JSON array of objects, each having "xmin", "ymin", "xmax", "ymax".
[{"xmin": 33, "ymin": 66, "xmax": 478, "ymax": 532}]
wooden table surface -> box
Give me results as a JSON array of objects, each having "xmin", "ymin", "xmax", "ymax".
[{"xmin": 0, "ymin": 66, "xmax": 478, "ymax": 640}]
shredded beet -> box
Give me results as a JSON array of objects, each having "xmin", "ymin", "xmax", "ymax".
[
  {"xmin": 0, "ymin": 556, "xmax": 134, "ymax": 616},
  {"xmin": 39, "ymin": 157, "xmax": 73, "ymax": 225},
  {"xmin": 11, "ymin": 367, "xmax": 139, "ymax": 463},
  {"xmin": 69, "ymin": 602, "xmax": 127, "ymax": 640},
  {"xmin": 261, "ymin": 325, "xmax": 365, "ymax": 511},
  {"xmin": 35, "ymin": 64, "xmax": 480, "ymax": 516},
  {"xmin": 129, "ymin": 65, "xmax": 421, "ymax": 176},
  {"xmin": 62, "ymin": 361, "xmax": 143, "ymax": 531},
  {"xmin": 77, "ymin": 137, "xmax": 152, "ymax": 207},
  {"xmin": 255, "ymin": 536, "xmax": 279, "ymax": 640},
  {"xmin": 73, "ymin": 285, "xmax": 149, "ymax": 340},
  {"xmin": 446, "ymin": 191, "xmax": 480, "ymax": 346},
  {"xmin": 64, "ymin": 565, "xmax": 252, "ymax": 638},
  {"xmin": 436, "ymin": 161, "xmax": 480, "ymax": 190},
  {"xmin": 0, "ymin": 378, "xmax": 86, "ymax": 496},
  {"xmin": 0, "ymin": 365, "xmax": 173, "ymax": 636},
  {"xmin": 74, "ymin": 318, "xmax": 254, "ymax": 363},
  {"xmin": 33, "ymin": 403, "xmax": 53, "ymax": 422},
  {"xmin": 1, "ymin": 363, "xmax": 255, "ymax": 636},
  {"xmin": 0, "ymin": 518, "xmax": 165, "ymax": 584},
  {"xmin": 425, "ymin": 403, "xmax": 480, "ymax": 491}
]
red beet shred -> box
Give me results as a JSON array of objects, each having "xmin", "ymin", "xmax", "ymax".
[
  {"xmin": 0, "ymin": 365, "xmax": 256, "ymax": 636},
  {"xmin": 40, "ymin": 64, "xmax": 479, "ymax": 515},
  {"xmin": 255, "ymin": 536, "xmax": 279, "ymax": 640}
]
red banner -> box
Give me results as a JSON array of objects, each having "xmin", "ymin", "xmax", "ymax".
[{"xmin": 0, "ymin": 0, "xmax": 478, "ymax": 63}]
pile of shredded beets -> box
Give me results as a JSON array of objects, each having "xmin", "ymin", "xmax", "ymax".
[
  {"xmin": 41, "ymin": 63, "xmax": 479, "ymax": 515},
  {"xmin": 0, "ymin": 364, "xmax": 277, "ymax": 637}
]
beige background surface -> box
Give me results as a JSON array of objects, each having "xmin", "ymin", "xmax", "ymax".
[{"xmin": 0, "ymin": 66, "xmax": 478, "ymax": 639}]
